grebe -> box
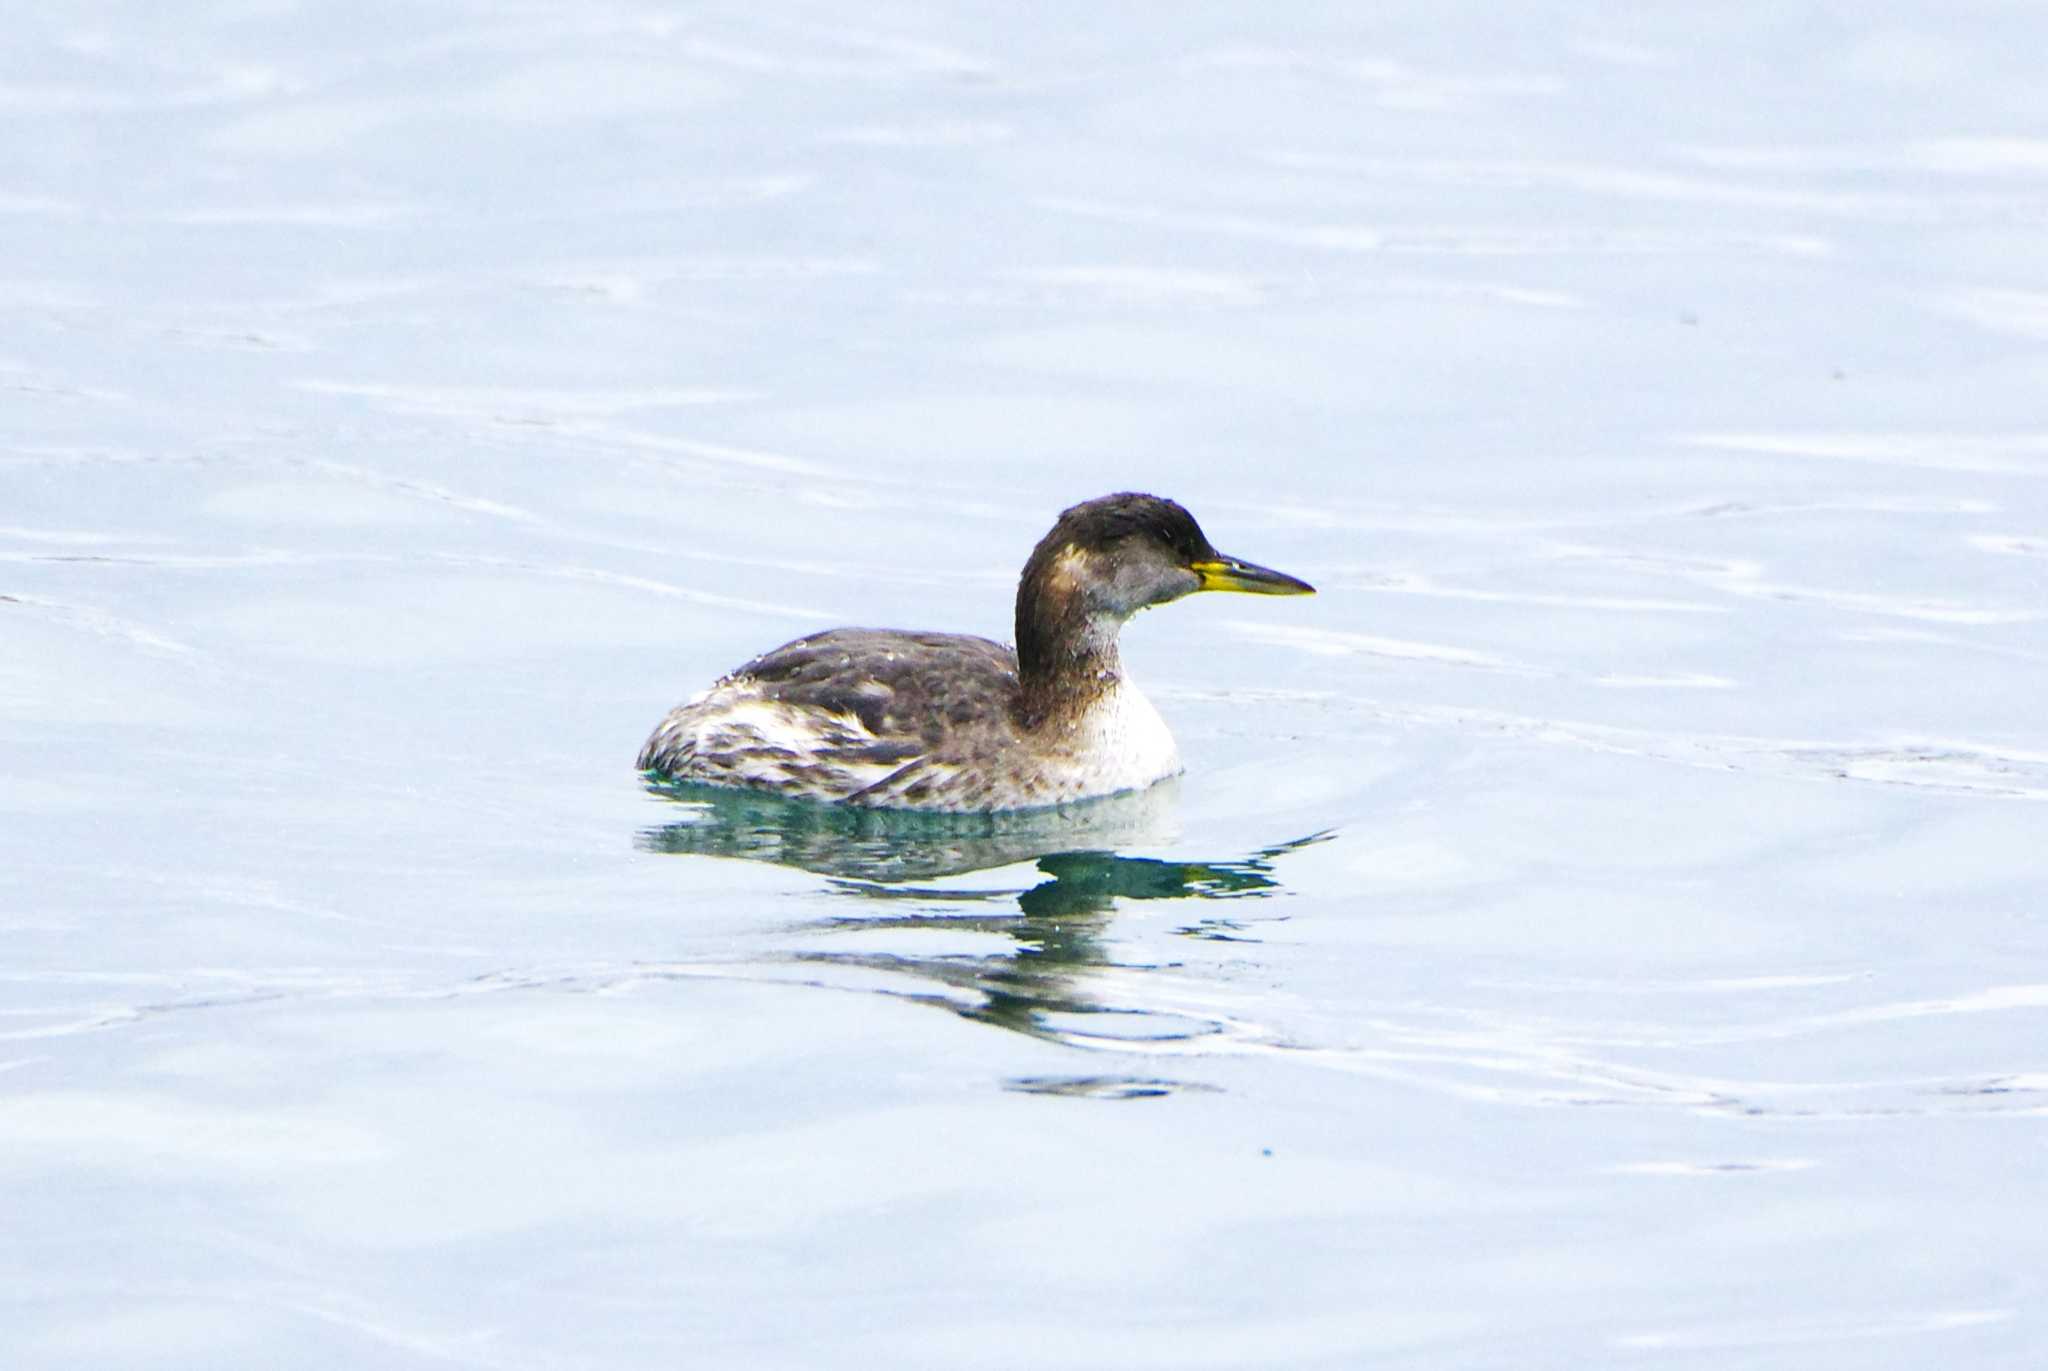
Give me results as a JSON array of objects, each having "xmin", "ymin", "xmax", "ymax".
[{"xmin": 637, "ymin": 492, "xmax": 1313, "ymax": 812}]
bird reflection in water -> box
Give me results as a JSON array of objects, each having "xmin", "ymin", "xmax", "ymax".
[{"xmin": 638, "ymin": 780, "xmax": 1329, "ymax": 1063}]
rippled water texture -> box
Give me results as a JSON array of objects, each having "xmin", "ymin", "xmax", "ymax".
[{"xmin": 5, "ymin": 3, "xmax": 2047, "ymax": 1367}]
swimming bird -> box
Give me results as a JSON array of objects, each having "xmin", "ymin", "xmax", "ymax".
[{"xmin": 637, "ymin": 492, "xmax": 1313, "ymax": 812}]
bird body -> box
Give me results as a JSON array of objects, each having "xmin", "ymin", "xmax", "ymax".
[
  {"xmin": 638, "ymin": 493, "xmax": 1311, "ymax": 813},
  {"xmin": 639, "ymin": 627, "xmax": 1180, "ymax": 810}
]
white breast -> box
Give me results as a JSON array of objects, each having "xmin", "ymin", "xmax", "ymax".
[{"xmin": 1070, "ymin": 675, "xmax": 1183, "ymax": 795}]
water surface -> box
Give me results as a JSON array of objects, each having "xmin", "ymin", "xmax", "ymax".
[{"xmin": 4, "ymin": 2, "xmax": 2047, "ymax": 1367}]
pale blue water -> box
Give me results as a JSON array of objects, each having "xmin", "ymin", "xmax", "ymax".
[{"xmin": 5, "ymin": 3, "xmax": 2047, "ymax": 1367}]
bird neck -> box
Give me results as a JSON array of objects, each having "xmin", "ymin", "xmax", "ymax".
[{"xmin": 1015, "ymin": 565, "xmax": 1124, "ymax": 728}]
